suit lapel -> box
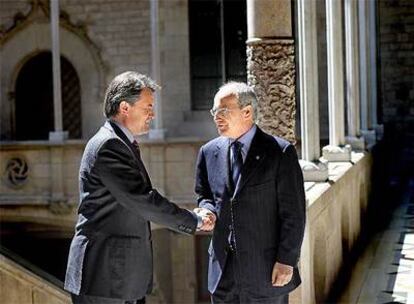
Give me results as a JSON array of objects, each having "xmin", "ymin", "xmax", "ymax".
[
  {"xmin": 233, "ymin": 128, "xmax": 267, "ymax": 196},
  {"xmin": 214, "ymin": 138, "xmax": 232, "ymax": 196},
  {"xmin": 107, "ymin": 121, "xmax": 152, "ymax": 187}
]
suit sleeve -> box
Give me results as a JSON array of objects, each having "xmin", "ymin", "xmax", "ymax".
[
  {"xmin": 195, "ymin": 146, "xmax": 216, "ymax": 214},
  {"xmin": 275, "ymin": 144, "xmax": 306, "ymax": 266},
  {"xmin": 96, "ymin": 138, "xmax": 197, "ymax": 234}
]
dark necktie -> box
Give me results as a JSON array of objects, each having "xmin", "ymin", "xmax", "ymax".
[
  {"xmin": 131, "ymin": 140, "xmax": 152, "ymax": 188},
  {"xmin": 132, "ymin": 140, "xmax": 141, "ymax": 158},
  {"xmin": 230, "ymin": 140, "xmax": 243, "ymax": 189}
]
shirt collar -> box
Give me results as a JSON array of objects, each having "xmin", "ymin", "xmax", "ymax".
[
  {"xmin": 110, "ymin": 120, "xmax": 135, "ymax": 143},
  {"xmin": 229, "ymin": 124, "xmax": 257, "ymax": 154}
]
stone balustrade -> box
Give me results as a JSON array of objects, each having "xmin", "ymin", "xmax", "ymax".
[{"xmin": 0, "ymin": 141, "xmax": 372, "ymax": 303}]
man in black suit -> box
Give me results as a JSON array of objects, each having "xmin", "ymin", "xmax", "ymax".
[
  {"xmin": 65, "ymin": 71, "xmax": 215, "ymax": 304},
  {"xmin": 195, "ymin": 82, "xmax": 306, "ymax": 304}
]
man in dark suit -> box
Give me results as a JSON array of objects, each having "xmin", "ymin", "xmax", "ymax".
[
  {"xmin": 65, "ymin": 71, "xmax": 215, "ymax": 304},
  {"xmin": 195, "ymin": 82, "xmax": 306, "ymax": 304}
]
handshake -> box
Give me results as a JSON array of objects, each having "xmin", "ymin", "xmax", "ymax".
[{"xmin": 193, "ymin": 207, "xmax": 216, "ymax": 232}]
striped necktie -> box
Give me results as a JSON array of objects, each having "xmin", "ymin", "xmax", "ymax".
[{"xmin": 230, "ymin": 140, "xmax": 243, "ymax": 189}]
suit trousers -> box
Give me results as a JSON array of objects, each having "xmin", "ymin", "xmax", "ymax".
[
  {"xmin": 211, "ymin": 252, "xmax": 288, "ymax": 304},
  {"xmin": 71, "ymin": 294, "xmax": 145, "ymax": 304}
]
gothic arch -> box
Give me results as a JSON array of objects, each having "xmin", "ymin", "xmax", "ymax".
[{"xmin": 1, "ymin": 20, "xmax": 105, "ymax": 140}]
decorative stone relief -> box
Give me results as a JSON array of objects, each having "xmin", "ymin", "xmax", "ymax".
[
  {"xmin": 3, "ymin": 156, "xmax": 29, "ymax": 188},
  {"xmin": 247, "ymin": 39, "xmax": 297, "ymax": 144}
]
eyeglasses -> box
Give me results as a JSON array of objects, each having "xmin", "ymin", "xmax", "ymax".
[{"xmin": 210, "ymin": 107, "xmax": 235, "ymax": 117}]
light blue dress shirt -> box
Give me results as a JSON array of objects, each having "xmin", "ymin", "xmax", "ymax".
[{"xmin": 229, "ymin": 124, "xmax": 257, "ymax": 164}]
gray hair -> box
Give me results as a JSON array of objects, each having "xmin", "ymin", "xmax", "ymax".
[
  {"xmin": 214, "ymin": 82, "xmax": 258, "ymax": 121},
  {"xmin": 103, "ymin": 71, "xmax": 160, "ymax": 118}
]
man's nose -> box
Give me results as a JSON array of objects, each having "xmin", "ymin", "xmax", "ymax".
[{"xmin": 214, "ymin": 115, "xmax": 223, "ymax": 123}]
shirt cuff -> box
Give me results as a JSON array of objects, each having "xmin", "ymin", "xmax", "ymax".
[
  {"xmin": 189, "ymin": 210, "xmax": 203, "ymax": 229},
  {"xmin": 196, "ymin": 214, "xmax": 203, "ymax": 229}
]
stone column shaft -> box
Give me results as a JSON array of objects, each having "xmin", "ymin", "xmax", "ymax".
[
  {"xmin": 49, "ymin": 0, "xmax": 68, "ymax": 141},
  {"xmin": 297, "ymin": 0, "xmax": 328, "ymax": 180},
  {"xmin": 359, "ymin": 0, "xmax": 370, "ymax": 131},
  {"xmin": 326, "ymin": 0, "xmax": 345, "ymax": 146},
  {"xmin": 358, "ymin": 0, "xmax": 378, "ymax": 148},
  {"xmin": 51, "ymin": 0, "xmax": 62, "ymax": 133},
  {"xmin": 150, "ymin": 0, "xmax": 165, "ymax": 139},
  {"xmin": 344, "ymin": 0, "xmax": 365, "ymax": 151},
  {"xmin": 345, "ymin": 0, "xmax": 361, "ymax": 138},
  {"xmin": 322, "ymin": 0, "xmax": 352, "ymax": 161},
  {"xmin": 369, "ymin": 0, "xmax": 378, "ymax": 127},
  {"xmin": 298, "ymin": 0, "xmax": 320, "ymax": 161}
]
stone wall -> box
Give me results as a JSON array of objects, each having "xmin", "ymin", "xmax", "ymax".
[
  {"xmin": 291, "ymin": 152, "xmax": 372, "ymax": 304},
  {"xmin": 0, "ymin": 0, "xmax": 217, "ymax": 140},
  {"xmin": 378, "ymin": 0, "xmax": 414, "ymax": 123},
  {"xmin": 58, "ymin": 0, "xmax": 152, "ymax": 77},
  {"xmin": 0, "ymin": 254, "xmax": 71, "ymax": 304},
  {"xmin": 0, "ymin": 140, "xmax": 203, "ymax": 303}
]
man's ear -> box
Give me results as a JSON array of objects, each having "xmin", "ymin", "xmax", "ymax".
[
  {"xmin": 244, "ymin": 105, "xmax": 253, "ymax": 119},
  {"xmin": 119, "ymin": 101, "xmax": 129, "ymax": 115}
]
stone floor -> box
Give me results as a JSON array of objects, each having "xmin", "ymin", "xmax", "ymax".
[{"xmin": 337, "ymin": 179, "xmax": 414, "ymax": 304}]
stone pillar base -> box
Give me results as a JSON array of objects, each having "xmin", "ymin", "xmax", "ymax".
[
  {"xmin": 299, "ymin": 159, "xmax": 329, "ymax": 182},
  {"xmin": 149, "ymin": 128, "xmax": 166, "ymax": 140},
  {"xmin": 49, "ymin": 131, "xmax": 68, "ymax": 142},
  {"xmin": 322, "ymin": 144, "xmax": 352, "ymax": 162},
  {"xmin": 346, "ymin": 136, "xmax": 365, "ymax": 151},
  {"xmin": 361, "ymin": 129, "xmax": 376, "ymax": 149}
]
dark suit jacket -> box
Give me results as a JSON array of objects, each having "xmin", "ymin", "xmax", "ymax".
[
  {"xmin": 195, "ymin": 126, "xmax": 306, "ymax": 297},
  {"xmin": 65, "ymin": 121, "xmax": 197, "ymax": 300}
]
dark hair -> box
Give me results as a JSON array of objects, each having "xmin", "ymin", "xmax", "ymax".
[{"xmin": 103, "ymin": 71, "xmax": 159, "ymax": 118}]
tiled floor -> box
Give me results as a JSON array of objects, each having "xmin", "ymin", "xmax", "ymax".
[{"xmin": 337, "ymin": 180, "xmax": 414, "ymax": 304}]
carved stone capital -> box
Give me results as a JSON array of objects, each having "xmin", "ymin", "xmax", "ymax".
[{"xmin": 247, "ymin": 38, "xmax": 296, "ymax": 143}]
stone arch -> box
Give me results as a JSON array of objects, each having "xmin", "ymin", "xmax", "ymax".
[
  {"xmin": 14, "ymin": 51, "xmax": 82, "ymax": 140},
  {"xmin": 1, "ymin": 21, "xmax": 105, "ymax": 140}
]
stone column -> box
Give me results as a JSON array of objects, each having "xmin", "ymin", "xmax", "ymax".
[
  {"xmin": 358, "ymin": 0, "xmax": 376, "ymax": 148},
  {"xmin": 322, "ymin": 0, "xmax": 351, "ymax": 162},
  {"xmin": 369, "ymin": 0, "xmax": 384, "ymax": 140},
  {"xmin": 149, "ymin": 0, "xmax": 165, "ymax": 139},
  {"xmin": 297, "ymin": 0, "xmax": 328, "ymax": 181},
  {"xmin": 344, "ymin": 0, "xmax": 365, "ymax": 150},
  {"xmin": 49, "ymin": 0, "xmax": 68, "ymax": 142},
  {"xmin": 246, "ymin": 0, "xmax": 296, "ymax": 143}
]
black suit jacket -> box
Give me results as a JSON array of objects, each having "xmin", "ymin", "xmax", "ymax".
[
  {"xmin": 64, "ymin": 121, "xmax": 197, "ymax": 299},
  {"xmin": 195, "ymin": 127, "xmax": 306, "ymax": 297}
]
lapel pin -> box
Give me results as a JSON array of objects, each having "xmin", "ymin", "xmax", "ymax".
[{"xmin": 256, "ymin": 155, "xmax": 260, "ymax": 160}]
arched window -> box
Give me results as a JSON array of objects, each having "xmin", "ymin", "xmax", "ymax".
[{"xmin": 14, "ymin": 51, "xmax": 82, "ymax": 140}]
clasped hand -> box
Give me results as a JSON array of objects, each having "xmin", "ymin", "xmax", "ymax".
[{"xmin": 193, "ymin": 207, "xmax": 216, "ymax": 231}]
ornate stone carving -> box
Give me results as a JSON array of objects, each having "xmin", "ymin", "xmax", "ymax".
[
  {"xmin": 247, "ymin": 38, "xmax": 296, "ymax": 144},
  {"xmin": 4, "ymin": 156, "xmax": 29, "ymax": 188}
]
